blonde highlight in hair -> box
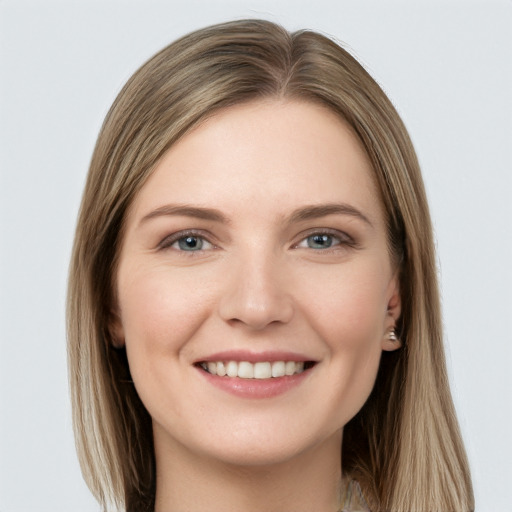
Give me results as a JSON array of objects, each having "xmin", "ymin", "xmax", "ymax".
[{"xmin": 67, "ymin": 19, "xmax": 473, "ymax": 511}]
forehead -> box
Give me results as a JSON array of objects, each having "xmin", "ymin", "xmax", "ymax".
[{"xmin": 128, "ymin": 99, "xmax": 384, "ymax": 226}]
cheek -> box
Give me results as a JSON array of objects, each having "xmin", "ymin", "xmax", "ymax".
[
  {"xmin": 303, "ymin": 261, "xmax": 389, "ymax": 344},
  {"xmin": 117, "ymin": 266, "xmax": 214, "ymax": 369},
  {"xmin": 116, "ymin": 266, "xmax": 218, "ymax": 423},
  {"xmin": 299, "ymin": 264, "xmax": 388, "ymax": 414}
]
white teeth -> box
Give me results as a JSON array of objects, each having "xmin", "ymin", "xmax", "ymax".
[
  {"xmin": 271, "ymin": 361, "xmax": 285, "ymax": 378},
  {"xmin": 226, "ymin": 361, "xmax": 238, "ymax": 377},
  {"xmin": 254, "ymin": 362, "xmax": 272, "ymax": 379},
  {"xmin": 285, "ymin": 361, "xmax": 296, "ymax": 375},
  {"xmin": 200, "ymin": 360, "xmax": 309, "ymax": 379},
  {"xmin": 238, "ymin": 361, "xmax": 254, "ymax": 378},
  {"xmin": 207, "ymin": 362, "xmax": 217, "ymax": 375},
  {"xmin": 216, "ymin": 361, "xmax": 227, "ymax": 377}
]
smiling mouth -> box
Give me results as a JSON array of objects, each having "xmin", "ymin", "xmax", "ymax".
[{"xmin": 197, "ymin": 360, "xmax": 316, "ymax": 379}]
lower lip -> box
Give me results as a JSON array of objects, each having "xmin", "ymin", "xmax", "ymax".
[{"xmin": 197, "ymin": 367, "xmax": 312, "ymax": 399}]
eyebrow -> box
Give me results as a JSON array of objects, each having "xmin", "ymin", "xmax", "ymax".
[
  {"xmin": 139, "ymin": 204, "xmax": 230, "ymax": 226},
  {"xmin": 138, "ymin": 202, "xmax": 372, "ymax": 228},
  {"xmin": 287, "ymin": 203, "xmax": 373, "ymax": 227}
]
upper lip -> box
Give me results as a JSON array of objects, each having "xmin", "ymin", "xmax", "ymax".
[{"xmin": 195, "ymin": 350, "xmax": 316, "ymax": 364}]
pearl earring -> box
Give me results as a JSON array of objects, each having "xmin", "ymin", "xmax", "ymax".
[{"xmin": 388, "ymin": 329, "xmax": 399, "ymax": 343}]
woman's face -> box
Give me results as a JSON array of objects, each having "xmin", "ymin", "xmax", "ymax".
[{"xmin": 113, "ymin": 99, "xmax": 400, "ymax": 467}]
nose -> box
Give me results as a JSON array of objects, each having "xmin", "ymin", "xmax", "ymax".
[{"xmin": 218, "ymin": 254, "xmax": 294, "ymax": 331}]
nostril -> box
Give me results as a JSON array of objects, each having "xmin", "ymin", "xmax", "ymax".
[{"xmin": 218, "ymin": 275, "xmax": 295, "ymax": 330}]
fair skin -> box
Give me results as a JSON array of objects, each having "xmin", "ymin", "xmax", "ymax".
[{"xmin": 112, "ymin": 99, "xmax": 401, "ymax": 512}]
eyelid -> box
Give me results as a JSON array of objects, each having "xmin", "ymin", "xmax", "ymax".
[
  {"xmin": 156, "ymin": 227, "xmax": 357, "ymax": 252},
  {"xmin": 157, "ymin": 229, "xmax": 217, "ymax": 251},
  {"xmin": 292, "ymin": 228, "xmax": 356, "ymax": 249}
]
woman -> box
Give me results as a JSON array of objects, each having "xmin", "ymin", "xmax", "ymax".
[{"xmin": 67, "ymin": 19, "xmax": 474, "ymax": 512}]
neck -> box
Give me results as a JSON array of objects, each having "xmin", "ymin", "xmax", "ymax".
[{"xmin": 153, "ymin": 427, "xmax": 344, "ymax": 512}]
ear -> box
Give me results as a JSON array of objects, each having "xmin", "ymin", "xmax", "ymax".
[
  {"xmin": 107, "ymin": 306, "xmax": 125, "ymax": 348},
  {"xmin": 382, "ymin": 275, "xmax": 402, "ymax": 352}
]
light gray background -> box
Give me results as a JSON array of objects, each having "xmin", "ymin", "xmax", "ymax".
[{"xmin": 1, "ymin": 1, "xmax": 511, "ymax": 511}]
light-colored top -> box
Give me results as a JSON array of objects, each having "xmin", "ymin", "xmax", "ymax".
[{"xmin": 339, "ymin": 480, "xmax": 371, "ymax": 512}]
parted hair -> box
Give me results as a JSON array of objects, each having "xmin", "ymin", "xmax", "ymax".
[{"xmin": 67, "ymin": 19, "xmax": 474, "ymax": 512}]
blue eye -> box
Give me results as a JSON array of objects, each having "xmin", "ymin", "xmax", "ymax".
[
  {"xmin": 158, "ymin": 231, "xmax": 216, "ymax": 253},
  {"xmin": 306, "ymin": 234, "xmax": 337, "ymax": 249},
  {"xmin": 175, "ymin": 236, "xmax": 206, "ymax": 251},
  {"xmin": 295, "ymin": 231, "xmax": 351, "ymax": 251}
]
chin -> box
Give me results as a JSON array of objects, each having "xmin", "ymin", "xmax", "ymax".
[
  {"xmin": 188, "ymin": 417, "xmax": 342, "ymax": 469},
  {"xmin": 199, "ymin": 440, "xmax": 317, "ymax": 469}
]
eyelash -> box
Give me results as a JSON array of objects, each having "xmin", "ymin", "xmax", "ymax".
[
  {"xmin": 157, "ymin": 228, "xmax": 356, "ymax": 254},
  {"xmin": 158, "ymin": 230, "xmax": 215, "ymax": 252},
  {"xmin": 293, "ymin": 229, "xmax": 356, "ymax": 251}
]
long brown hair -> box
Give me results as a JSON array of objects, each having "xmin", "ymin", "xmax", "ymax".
[{"xmin": 67, "ymin": 19, "xmax": 474, "ymax": 512}]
